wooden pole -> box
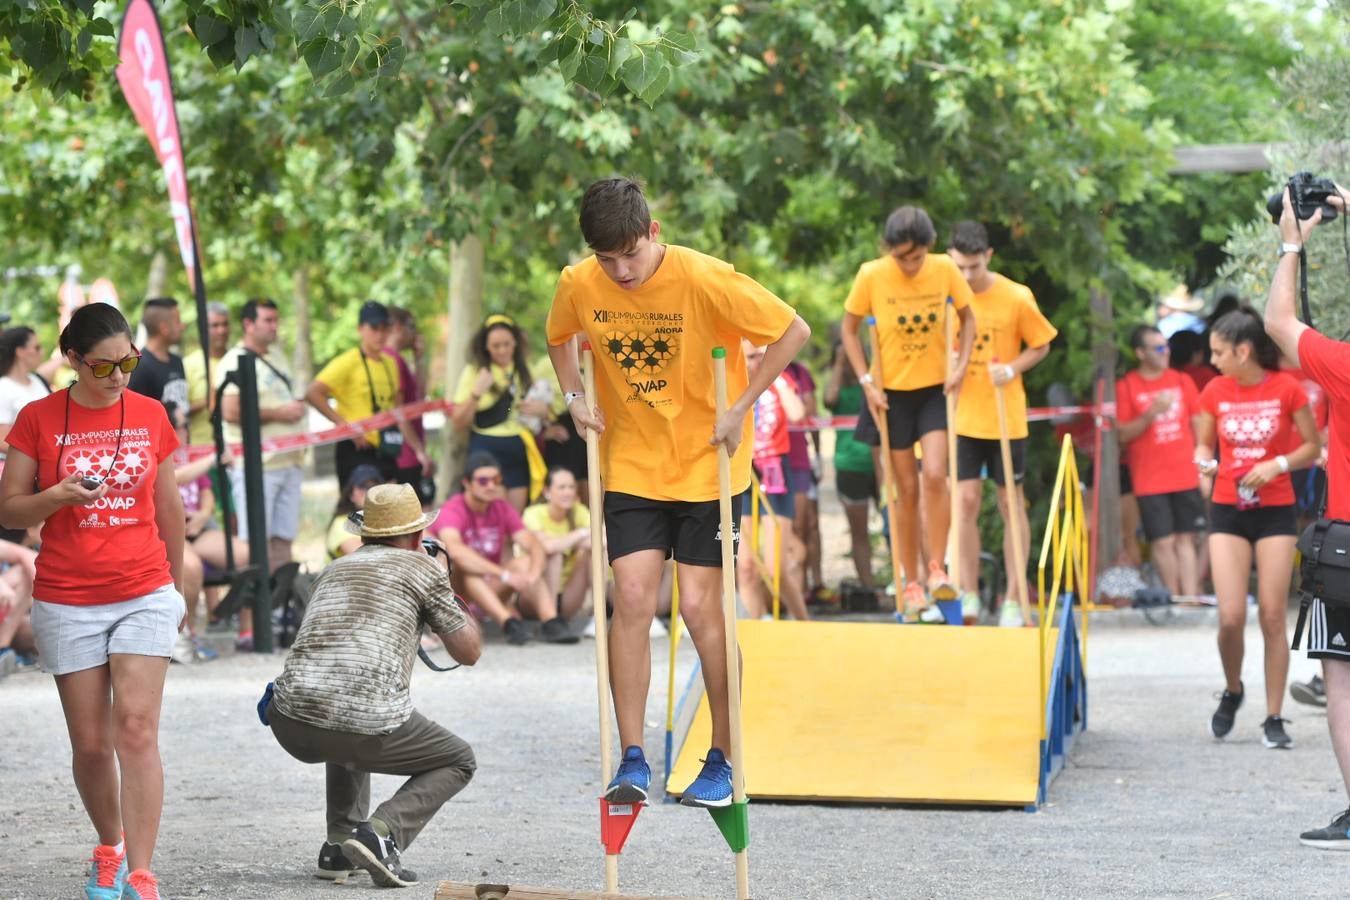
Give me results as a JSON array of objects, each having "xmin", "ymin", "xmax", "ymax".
[
  {"xmin": 994, "ymin": 373, "xmax": 1032, "ymax": 625},
  {"xmin": 582, "ymin": 347, "xmax": 619, "ymax": 894},
  {"xmin": 944, "ymin": 300, "xmax": 961, "ymax": 591},
  {"xmin": 867, "ymin": 318, "xmax": 906, "ymax": 615},
  {"xmin": 712, "ymin": 348, "xmax": 750, "ymax": 900}
]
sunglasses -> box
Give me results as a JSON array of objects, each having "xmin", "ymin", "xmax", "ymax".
[
  {"xmin": 473, "ymin": 474, "xmax": 502, "ymax": 487},
  {"xmin": 76, "ymin": 352, "xmax": 141, "ymax": 378},
  {"xmin": 1148, "ymin": 345, "xmax": 1169, "ymax": 354}
]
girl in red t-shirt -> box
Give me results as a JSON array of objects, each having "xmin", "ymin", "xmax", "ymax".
[
  {"xmin": 0, "ymin": 303, "xmax": 183, "ymax": 898},
  {"xmin": 1195, "ymin": 307, "xmax": 1319, "ymax": 751}
]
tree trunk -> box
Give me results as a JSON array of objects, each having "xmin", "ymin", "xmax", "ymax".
[
  {"xmin": 1090, "ymin": 287, "xmax": 1121, "ymax": 570},
  {"xmin": 440, "ymin": 234, "xmax": 484, "ymax": 499},
  {"xmin": 145, "ymin": 250, "xmax": 168, "ymax": 298},
  {"xmin": 291, "ymin": 266, "xmax": 314, "ymax": 386}
]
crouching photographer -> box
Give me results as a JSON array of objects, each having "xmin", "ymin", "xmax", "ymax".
[
  {"xmin": 1263, "ymin": 175, "xmax": 1350, "ymax": 849},
  {"xmin": 261, "ymin": 483, "xmax": 481, "ymax": 885}
]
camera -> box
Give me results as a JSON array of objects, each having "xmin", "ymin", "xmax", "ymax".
[
  {"xmin": 80, "ymin": 475, "xmax": 103, "ymax": 490},
  {"xmin": 1267, "ymin": 171, "xmax": 1339, "ymax": 224}
]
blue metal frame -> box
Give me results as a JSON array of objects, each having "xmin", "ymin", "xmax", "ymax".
[{"xmin": 1035, "ymin": 597, "xmax": 1089, "ymax": 808}]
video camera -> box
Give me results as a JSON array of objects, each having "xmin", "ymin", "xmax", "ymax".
[{"xmin": 1267, "ymin": 171, "xmax": 1339, "ymax": 224}]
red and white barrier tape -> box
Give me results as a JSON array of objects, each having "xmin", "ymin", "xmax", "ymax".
[
  {"xmin": 183, "ymin": 397, "xmax": 455, "ymax": 459},
  {"xmin": 789, "ymin": 403, "xmax": 1115, "ymax": 431}
]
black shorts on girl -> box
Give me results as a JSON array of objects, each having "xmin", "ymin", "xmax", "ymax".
[
  {"xmin": 956, "ymin": 436, "xmax": 1025, "ymax": 486},
  {"xmin": 604, "ymin": 490, "xmax": 748, "ymax": 566},
  {"xmin": 1136, "ymin": 489, "xmax": 1207, "ymax": 541},
  {"xmin": 881, "ymin": 386, "xmax": 947, "ymax": 448},
  {"xmin": 1208, "ymin": 502, "xmax": 1298, "ymax": 544}
]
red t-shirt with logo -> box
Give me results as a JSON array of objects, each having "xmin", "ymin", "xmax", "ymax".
[
  {"xmin": 752, "ymin": 377, "xmax": 793, "ymax": 462},
  {"xmin": 1283, "ymin": 365, "xmax": 1329, "ymax": 432},
  {"xmin": 8, "ymin": 388, "xmax": 178, "ymax": 605},
  {"xmin": 1297, "ymin": 330, "xmax": 1350, "ymax": 518},
  {"xmin": 1199, "ymin": 371, "xmax": 1308, "ymax": 507},
  {"xmin": 1115, "ymin": 369, "xmax": 1201, "ymax": 496}
]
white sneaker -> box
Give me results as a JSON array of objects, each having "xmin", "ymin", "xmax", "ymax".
[
  {"xmin": 582, "ymin": 617, "xmax": 597, "ymax": 639},
  {"xmin": 649, "ymin": 618, "xmax": 668, "ymax": 638},
  {"xmin": 170, "ymin": 631, "xmax": 196, "ymax": 664},
  {"xmin": 998, "ymin": 601, "xmax": 1025, "ymax": 628}
]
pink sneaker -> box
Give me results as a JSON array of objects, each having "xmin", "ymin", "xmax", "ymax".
[{"xmin": 123, "ymin": 869, "xmax": 161, "ymax": 900}]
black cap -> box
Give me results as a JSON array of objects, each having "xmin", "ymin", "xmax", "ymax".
[{"xmin": 358, "ymin": 300, "xmax": 389, "ymax": 326}]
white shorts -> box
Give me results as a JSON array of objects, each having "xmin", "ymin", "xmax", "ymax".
[
  {"xmin": 232, "ymin": 465, "xmax": 303, "ymax": 541},
  {"xmin": 31, "ymin": 583, "xmax": 184, "ymax": 675}
]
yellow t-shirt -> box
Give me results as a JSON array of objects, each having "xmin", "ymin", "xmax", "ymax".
[
  {"xmin": 314, "ymin": 347, "xmax": 400, "ymax": 446},
  {"xmin": 453, "ymin": 363, "xmax": 527, "ymax": 439},
  {"xmin": 546, "ymin": 245, "xmax": 797, "ymax": 502},
  {"xmin": 954, "ymin": 274, "xmax": 1058, "ymax": 440},
  {"xmin": 326, "ymin": 515, "xmax": 360, "ymax": 560},
  {"xmin": 522, "ymin": 502, "xmax": 591, "ymax": 580},
  {"xmin": 843, "ymin": 253, "xmax": 973, "ymax": 391}
]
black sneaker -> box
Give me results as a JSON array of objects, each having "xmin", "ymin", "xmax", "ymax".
[
  {"xmin": 1210, "ymin": 683, "xmax": 1244, "ymax": 739},
  {"xmin": 1261, "ymin": 715, "xmax": 1293, "ymax": 749},
  {"xmin": 503, "ymin": 618, "xmax": 530, "ymax": 646},
  {"xmin": 315, "ymin": 841, "xmax": 360, "ymax": 880},
  {"xmin": 540, "ymin": 617, "xmax": 579, "ymax": 644},
  {"xmin": 1290, "ymin": 675, "xmax": 1327, "ymax": 708},
  {"xmin": 341, "ymin": 822, "xmax": 417, "ymax": 887},
  {"xmin": 1300, "ymin": 808, "xmax": 1350, "ymax": 850}
]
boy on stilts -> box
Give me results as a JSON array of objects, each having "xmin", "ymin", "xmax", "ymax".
[{"xmin": 547, "ymin": 177, "xmax": 810, "ymax": 806}]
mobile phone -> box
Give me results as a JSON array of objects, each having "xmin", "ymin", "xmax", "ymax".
[{"xmin": 80, "ymin": 475, "xmax": 103, "ymax": 490}]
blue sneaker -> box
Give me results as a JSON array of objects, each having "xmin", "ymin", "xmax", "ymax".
[
  {"xmin": 605, "ymin": 746, "xmax": 650, "ymax": 803},
  {"xmin": 84, "ymin": 844, "xmax": 127, "ymax": 899},
  {"xmin": 680, "ymin": 748, "xmax": 733, "ymax": 808}
]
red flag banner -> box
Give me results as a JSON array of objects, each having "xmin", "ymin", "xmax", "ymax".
[{"xmin": 115, "ymin": 0, "xmax": 200, "ymax": 293}]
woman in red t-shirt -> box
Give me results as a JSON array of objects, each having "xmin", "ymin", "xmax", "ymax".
[
  {"xmin": 0, "ymin": 303, "xmax": 183, "ymax": 899},
  {"xmin": 1195, "ymin": 307, "xmax": 1319, "ymax": 751}
]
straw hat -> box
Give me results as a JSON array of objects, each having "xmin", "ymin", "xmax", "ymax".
[
  {"xmin": 1158, "ymin": 284, "xmax": 1204, "ymax": 314},
  {"xmin": 346, "ymin": 483, "xmax": 436, "ymax": 537}
]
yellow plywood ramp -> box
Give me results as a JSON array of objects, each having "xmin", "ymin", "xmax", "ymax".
[{"xmin": 669, "ymin": 619, "xmax": 1050, "ymax": 807}]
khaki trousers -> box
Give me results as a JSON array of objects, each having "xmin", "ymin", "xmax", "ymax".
[{"xmin": 271, "ymin": 707, "xmax": 476, "ymax": 848}]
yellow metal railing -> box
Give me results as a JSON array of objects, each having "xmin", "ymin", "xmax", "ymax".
[{"xmin": 1036, "ymin": 434, "xmax": 1091, "ymax": 740}]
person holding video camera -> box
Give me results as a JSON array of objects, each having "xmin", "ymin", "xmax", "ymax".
[
  {"xmin": 263, "ymin": 483, "xmax": 481, "ymax": 885},
  {"xmin": 1263, "ymin": 176, "xmax": 1350, "ymax": 849}
]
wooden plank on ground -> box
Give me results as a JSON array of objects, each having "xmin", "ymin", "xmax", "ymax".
[{"xmin": 436, "ymin": 883, "xmax": 700, "ymax": 900}]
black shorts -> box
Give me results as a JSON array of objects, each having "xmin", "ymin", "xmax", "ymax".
[
  {"xmin": 1208, "ymin": 502, "xmax": 1298, "ymax": 544},
  {"xmin": 1119, "ymin": 464, "xmax": 1133, "ymax": 496},
  {"xmin": 604, "ymin": 490, "xmax": 747, "ymax": 567},
  {"xmin": 467, "ymin": 432, "xmax": 530, "ymax": 490},
  {"xmin": 880, "ymin": 386, "xmax": 947, "ymax": 448},
  {"xmin": 853, "ymin": 402, "xmax": 880, "ymax": 448},
  {"xmin": 1136, "ymin": 489, "xmax": 1207, "ymax": 541},
  {"xmin": 543, "ymin": 412, "xmax": 589, "ymax": 482},
  {"xmin": 1304, "ymin": 598, "xmax": 1350, "ymax": 660},
  {"xmin": 836, "ymin": 468, "xmax": 877, "ymax": 504},
  {"xmin": 956, "ymin": 436, "xmax": 1025, "ymax": 486}
]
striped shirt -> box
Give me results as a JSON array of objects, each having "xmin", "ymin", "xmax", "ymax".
[{"xmin": 273, "ymin": 544, "xmax": 467, "ymax": 734}]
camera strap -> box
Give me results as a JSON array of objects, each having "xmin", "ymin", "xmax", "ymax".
[{"xmin": 418, "ymin": 645, "xmax": 460, "ymax": 672}]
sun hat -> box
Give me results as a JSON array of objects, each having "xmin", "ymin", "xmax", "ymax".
[
  {"xmin": 1158, "ymin": 284, "xmax": 1204, "ymax": 314},
  {"xmin": 345, "ymin": 483, "xmax": 435, "ymax": 537}
]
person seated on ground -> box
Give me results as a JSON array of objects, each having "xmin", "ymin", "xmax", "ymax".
[
  {"xmin": 263, "ymin": 483, "xmax": 481, "ymax": 887},
  {"xmin": 433, "ymin": 452, "xmax": 577, "ymax": 645},
  {"xmin": 522, "ymin": 467, "xmax": 593, "ymax": 623},
  {"xmin": 327, "ymin": 464, "xmax": 387, "ymax": 561},
  {"xmin": 0, "ymin": 534, "xmax": 38, "ymax": 669},
  {"xmin": 737, "ymin": 340, "xmax": 809, "ymax": 621}
]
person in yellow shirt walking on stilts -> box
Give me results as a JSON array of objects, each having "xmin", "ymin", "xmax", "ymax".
[
  {"xmin": 841, "ymin": 206, "xmax": 976, "ymax": 622},
  {"xmin": 547, "ymin": 177, "xmax": 810, "ymax": 808},
  {"xmin": 947, "ymin": 221, "xmax": 1058, "ymax": 626}
]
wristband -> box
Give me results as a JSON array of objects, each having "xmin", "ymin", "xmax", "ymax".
[
  {"xmin": 859, "ymin": 373, "xmax": 874, "ymax": 385},
  {"xmin": 564, "ymin": 391, "xmax": 584, "ymax": 405},
  {"xmin": 1276, "ymin": 454, "xmax": 1290, "ymax": 474},
  {"xmin": 1279, "ymin": 242, "xmax": 1303, "ymax": 257}
]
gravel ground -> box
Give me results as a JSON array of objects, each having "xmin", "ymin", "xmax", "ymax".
[{"xmin": 3, "ymin": 606, "xmax": 1348, "ymax": 900}]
